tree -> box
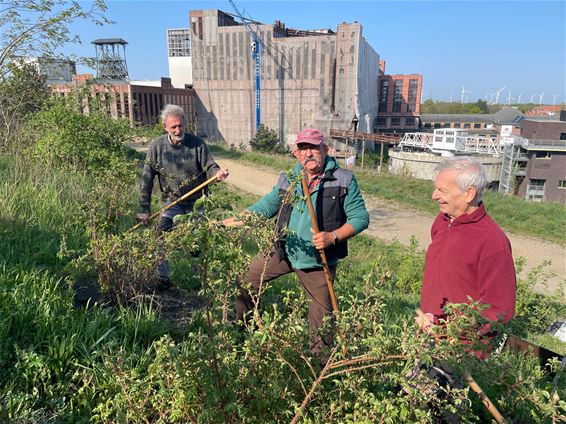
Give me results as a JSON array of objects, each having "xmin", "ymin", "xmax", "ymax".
[
  {"xmin": 249, "ymin": 124, "xmax": 288, "ymax": 153},
  {"xmin": 0, "ymin": 62, "xmax": 51, "ymax": 148},
  {"xmin": 0, "ymin": 0, "xmax": 110, "ymax": 150},
  {"xmin": 0, "ymin": 0, "xmax": 110, "ymax": 79}
]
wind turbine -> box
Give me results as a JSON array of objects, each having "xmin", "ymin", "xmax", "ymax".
[
  {"xmin": 552, "ymin": 94, "xmax": 560, "ymax": 105},
  {"xmin": 530, "ymin": 93, "xmax": 536, "ymax": 103},
  {"xmin": 460, "ymin": 86, "xmax": 471, "ymax": 103},
  {"xmin": 539, "ymin": 92, "xmax": 545, "ymax": 105},
  {"xmin": 495, "ymin": 86, "xmax": 506, "ymax": 104},
  {"xmin": 517, "ymin": 93, "xmax": 523, "ymax": 104},
  {"xmin": 507, "ymin": 90, "xmax": 514, "ymax": 105}
]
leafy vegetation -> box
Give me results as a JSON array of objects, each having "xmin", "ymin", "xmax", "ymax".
[
  {"xmin": 248, "ymin": 124, "xmax": 288, "ymax": 154},
  {"xmin": 420, "ymin": 99, "xmax": 492, "ymax": 114},
  {"xmin": 0, "ymin": 95, "xmax": 564, "ymax": 421}
]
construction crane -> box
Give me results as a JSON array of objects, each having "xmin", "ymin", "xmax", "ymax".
[{"xmin": 228, "ymin": 0, "xmax": 262, "ymax": 131}]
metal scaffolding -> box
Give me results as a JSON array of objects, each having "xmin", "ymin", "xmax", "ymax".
[{"xmin": 92, "ymin": 38, "xmax": 129, "ymax": 81}]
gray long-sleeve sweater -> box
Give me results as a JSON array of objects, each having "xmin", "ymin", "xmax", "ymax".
[{"xmin": 139, "ymin": 133, "xmax": 220, "ymax": 213}]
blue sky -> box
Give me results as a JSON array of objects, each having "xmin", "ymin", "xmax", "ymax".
[{"xmin": 66, "ymin": 0, "xmax": 565, "ymax": 103}]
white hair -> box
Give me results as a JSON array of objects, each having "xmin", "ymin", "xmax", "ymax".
[
  {"xmin": 435, "ymin": 156, "xmax": 487, "ymax": 202},
  {"xmin": 160, "ymin": 104, "xmax": 186, "ymax": 124}
]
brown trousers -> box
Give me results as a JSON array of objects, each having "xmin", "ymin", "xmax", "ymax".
[{"xmin": 236, "ymin": 249, "xmax": 336, "ymax": 355}]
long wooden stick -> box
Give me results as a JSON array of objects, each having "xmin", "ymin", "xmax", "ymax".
[
  {"xmin": 301, "ymin": 173, "xmax": 347, "ymax": 356},
  {"xmin": 301, "ymin": 174, "xmax": 339, "ymax": 313},
  {"xmin": 416, "ymin": 309, "xmax": 507, "ymax": 423},
  {"xmin": 462, "ymin": 370, "xmax": 507, "ymax": 424},
  {"xmin": 130, "ymin": 174, "xmax": 219, "ymax": 231}
]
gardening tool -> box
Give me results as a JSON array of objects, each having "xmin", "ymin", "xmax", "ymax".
[
  {"xmin": 130, "ymin": 174, "xmax": 219, "ymax": 231},
  {"xmin": 301, "ymin": 173, "xmax": 347, "ymax": 356},
  {"xmin": 415, "ymin": 308, "xmax": 508, "ymax": 424}
]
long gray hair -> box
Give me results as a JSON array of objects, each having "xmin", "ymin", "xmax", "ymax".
[{"xmin": 435, "ymin": 156, "xmax": 487, "ymax": 202}]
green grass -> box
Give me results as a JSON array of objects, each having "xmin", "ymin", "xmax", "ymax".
[{"xmin": 210, "ymin": 144, "xmax": 566, "ymax": 245}]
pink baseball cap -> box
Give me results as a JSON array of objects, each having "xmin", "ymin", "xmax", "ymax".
[{"xmin": 295, "ymin": 128, "xmax": 325, "ymax": 145}]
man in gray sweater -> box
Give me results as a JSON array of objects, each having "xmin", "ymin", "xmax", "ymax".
[{"xmin": 137, "ymin": 104, "xmax": 228, "ymax": 287}]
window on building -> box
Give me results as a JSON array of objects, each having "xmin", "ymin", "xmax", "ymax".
[
  {"xmin": 168, "ymin": 29, "xmax": 191, "ymax": 57},
  {"xmin": 535, "ymin": 151, "xmax": 552, "ymax": 159},
  {"xmin": 526, "ymin": 179, "xmax": 545, "ymax": 202},
  {"xmin": 198, "ymin": 17, "xmax": 203, "ymax": 40},
  {"xmin": 464, "ymin": 123, "xmax": 471, "ymax": 128},
  {"xmin": 376, "ymin": 117, "xmax": 386, "ymax": 126},
  {"xmin": 379, "ymin": 79, "xmax": 389, "ymax": 102},
  {"xmin": 559, "ymin": 180, "xmax": 566, "ymax": 189},
  {"xmin": 392, "ymin": 79, "xmax": 403, "ymax": 112},
  {"xmin": 443, "ymin": 123, "xmax": 451, "ymax": 128},
  {"xmin": 434, "ymin": 123, "xmax": 441, "ymax": 128},
  {"xmin": 473, "ymin": 123, "xmax": 481, "ymax": 129},
  {"xmin": 405, "ymin": 117, "xmax": 415, "ymax": 126},
  {"xmin": 123, "ymin": 93, "xmax": 129, "ymax": 118},
  {"xmin": 453, "ymin": 123, "xmax": 461, "ymax": 128},
  {"xmin": 408, "ymin": 79, "xmax": 418, "ymax": 103},
  {"xmin": 424, "ymin": 123, "xmax": 432, "ymax": 128},
  {"xmin": 391, "ymin": 117, "xmax": 401, "ymax": 126},
  {"xmin": 560, "ymin": 133, "xmax": 566, "ymax": 140},
  {"xmin": 116, "ymin": 94, "xmax": 122, "ymax": 117}
]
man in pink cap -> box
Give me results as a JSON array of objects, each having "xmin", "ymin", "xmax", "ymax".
[{"xmin": 228, "ymin": 128, "xmax": 369, "ymax": 360}]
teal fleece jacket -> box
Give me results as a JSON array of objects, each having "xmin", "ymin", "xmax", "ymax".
[{"xmin": 248, "ymin": 156, "xmax": 369, "ymax": 269}]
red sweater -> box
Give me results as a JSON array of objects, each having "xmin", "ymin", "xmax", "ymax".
[{"xmin": 420, "ymin": 203, "xmax": 516, "ymax": 324}]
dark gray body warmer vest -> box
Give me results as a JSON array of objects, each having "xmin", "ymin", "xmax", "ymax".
[{"xmin": 274, "ymin": 167, "xmax": 353, "ymax": 264}]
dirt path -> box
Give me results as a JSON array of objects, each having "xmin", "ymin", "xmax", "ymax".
[{"xmin": 131, "ymin": 143, "xmax": 565, "ymax": 296}]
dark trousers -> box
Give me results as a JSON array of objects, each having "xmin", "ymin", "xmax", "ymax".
[{"xmin": 236, "ymin": 249, "xmax": 336, "ymax": 355}]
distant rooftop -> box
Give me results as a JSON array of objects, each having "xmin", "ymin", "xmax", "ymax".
[
  {"xmin": 92, "ymin": 38, "xmax": 128, "ymax": 45},
  {"xmin": 492, "ymin": 107, "xmax": 524, "ymax": 124},
  {"xmin": 421, "ymin": 113, "xmax": 493, "ymax": 123},
  {"xmin": 421, "ymin": 107, "xmax": 524, "ymax": 125}
]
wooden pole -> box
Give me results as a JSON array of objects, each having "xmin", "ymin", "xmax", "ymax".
[
  {"xmin": 301, "ymin": 173, "xmax": 347, "ymax": 357},
  {"xmin": 301, "ymin": 175, "xmax": 339, "ymax": 314},
  {"xmin": 361, "ymin": 139, "xmax": 365, "ymax": 171},
  {"xmin": 130, "ymin": 174, "xmax": 219, "ymax": 231},
  {"xmin": 462, "ymin": 370, "xmax": 508, "ymax": 424},
  {"xmin": 379, "ymin": 140, "xmax": 384, "ymax": 173}
]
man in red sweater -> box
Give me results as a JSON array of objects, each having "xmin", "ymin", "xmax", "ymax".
[{"xmin": 417, "ymin": 156, "xmax": 516, "ymax": 346}]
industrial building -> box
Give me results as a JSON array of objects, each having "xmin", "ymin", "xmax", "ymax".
[
  {"xmin": 389, "ymin": 110, "xmax": 566, "ymax": 204},
  {"xmin": 188, "ymin": 9, "xmax": 380, "ymax": 147},
  {"xmin": 420, "ymin": 107, "xmax": 524, "ymax": 136},
  {"xmin": 14, "ymin": 57, "xmax": 76, "ymax": 84},
  {"xmin": 167, "ymin": 29, "xmax": 193, "ymax": 88},
  {"xmin": 51, "ymin": 74, "xmax": 197, "ymax": 127},
  {"xmin": 516, "ymin": 113, "xmax": 566, "ymax": 203},
  {"xmin": 50, "ymin": 38, "xmax": 197, "ymax": 128},
  {"xmin": 375, "ymin": 60, "xmax": 423, "ymax": 133}
]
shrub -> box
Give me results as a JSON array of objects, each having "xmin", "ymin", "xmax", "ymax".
[
  {"xmin": 249, "ymin": 124, "xmax": 287, "ymax": 153},
  {"xmin": 24, "ymin": 89, "xmax": 135, "ymax": 175}
]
